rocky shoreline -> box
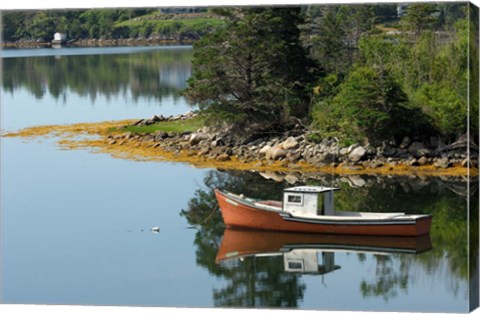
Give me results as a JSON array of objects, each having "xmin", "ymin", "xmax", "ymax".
[
  {"xmin": 105, "ymin": 112, "xmax": 479, "ymax": 177},
  {"xmin": 1, "ymin": 37, "xmax": 194, "ymax": 49}
]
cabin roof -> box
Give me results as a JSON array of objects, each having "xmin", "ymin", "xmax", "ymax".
[{"xmin": 284, "ymin": 186, "xmax": 340, "ymax": 194}]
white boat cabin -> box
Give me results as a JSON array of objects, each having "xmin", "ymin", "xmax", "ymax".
[{"xmin": 283, "ymin": 186, "xmax": 339, "ymax": 218}]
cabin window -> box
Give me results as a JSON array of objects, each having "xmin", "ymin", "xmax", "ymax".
[
  {"xmin": 287, "ymin": 194, "xmax": 303, "ymax": 204},
  {"xmin": 287, "ymin": 261, "xmax": 304, "ymax": 271}
]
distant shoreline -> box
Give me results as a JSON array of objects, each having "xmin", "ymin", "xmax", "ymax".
[{"xmin": 1, "ymin": 38, "xmax": 195, "ymax": 49}]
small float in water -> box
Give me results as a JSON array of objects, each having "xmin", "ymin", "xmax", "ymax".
[{"xmin": 214, "ymin": 186, "xmax": 432, "ymax": 237}]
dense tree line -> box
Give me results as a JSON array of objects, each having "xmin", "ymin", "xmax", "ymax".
[
  {"xmin": 186, "ymin": 3, "xmax": 477, "ymax": 145},
  {"xmin": 2, "ymin": 8, "xmax": 214, "ymax": 42}
]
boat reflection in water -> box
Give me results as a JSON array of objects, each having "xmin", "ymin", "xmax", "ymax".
[{"xmin": 215, "ymin": 229, "xmax": 433, "ymax": 275}]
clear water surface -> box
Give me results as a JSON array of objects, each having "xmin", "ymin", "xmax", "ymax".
[{"xmin": 0, "ymin": 46, "xmax": 476, "ymax": 312}]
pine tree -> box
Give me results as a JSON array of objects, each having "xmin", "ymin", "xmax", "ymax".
[{"xmin": 185, "ymin": 7, "xmax": 319, "ymax": 136}]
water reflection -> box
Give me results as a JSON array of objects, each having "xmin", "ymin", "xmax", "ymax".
[
  {"xmin": 2, "ymin": 47, "xmax": 193, "ymax": 102},
  {"xmin": 216, "ymin": 230, "xmax": 433, "ymax": 265},
  {"xmin": 181, "ymin": 169, "xmax": 476, "ymax": 308}
]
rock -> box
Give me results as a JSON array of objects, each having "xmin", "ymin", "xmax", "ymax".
[
  {"xmin": 434, "ymin": 157, "xmax": 452, "ymax": 169},
  {"xmin": 259, "ymin": 145, "xmax": 272, "ymax": 155},
  {"xmin": 266, "ymin": 146, "xmax": 287, "ymax": 160},
  {"xmin": 417, "ymin": 156, "xmax": 429, "ymax": 165},
  {"xmin": 152, "ymin": 143, "xmax": 161, "ymax": 148},
  {"xmin": 408, "ymin": 142, "xmax": 430, "ymax": 158},
  {"xmin": 349, "ymin": 175, "xmax": 366, "ymax": 187},
  {"xmin": 153, "ymin": 131, "xmax": 168, "ymax": 140},
  {"xmin": 216, "ymin": 153, "xmax": 231, "ymax": 162},
  {"xmin": 211, "ymin": 138, "xmax": 225, "ymax": 148},
  {"xmin": 339, "ymin": 147, "xmax": 349, "ymax": 156},
  {"xmin": 383, "ymin": 147, "xmax": 398, "ymax": 157},
  {"xmin": 151, "ymin": 114, "xmax": 163, "ymax": 122},
  {"xmin": 197, "ymin": 147, "xmax": 210, "ymax": 156},
  {"xmin": 189, "ymin": 133, "xmax": 209, "ymax": 146},
  {"xmin": 287, "ymin": 153, "xmax": 301, "ymax": 162},
  {"xmin": 259, "ymin": 171, "xmax": 285, "ymax": 182},
  {"xmin": 107, "ymin": 139, "xmax": 117, "ymax": 145},
  {"xmin": 348, "ymin": 146, "xmax": 366, "ymax": 162},
  {"xmin": 280, "ymin": 137, "xmax": 299, "ymax": 150},
  {"xmin": 284, "ymin": 174, "xmax": 299, "ymax": 185},
  {"xmin": 400, "ymin": 136, "xmax": 412, "ymax": 149},
  {"xmin": 409, "ymin": 158, "xmax": 420, "ymax": 166},
  {"xmin": 347, "ymin": 143, "xmax": 360, "ymax": 154},
  {"xmin": 365, "ymin": 145, "xmax": 376, "ymax": 155},
  {"xmin": 253, "ymin": 161, "xmax": 263, "ymax": 167}
]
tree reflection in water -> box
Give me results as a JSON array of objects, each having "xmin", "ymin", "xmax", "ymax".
[
  {"xmin": 181, "ymin": 169, "xmax": 476, "ymax": 307},
  {"xmin": 180, "ymin": 170, "xmax": 305, "ymax": 307},
  {"xmin": 2, "ymin": 48, "xmax": 192, "ymax": 102}
]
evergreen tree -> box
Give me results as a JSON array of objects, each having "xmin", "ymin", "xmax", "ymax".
[
  {"xmin": 400, "ymin": 3, "xmax": 439, "ymax": 38},
  {"xmin": 185, "ymin": 7, "xmax": 319, "ymax": 136}
]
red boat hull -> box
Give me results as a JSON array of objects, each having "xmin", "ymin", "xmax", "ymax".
[{"xmin": 215, "ymin": 190, "xmax": 432, "ymax": 237}]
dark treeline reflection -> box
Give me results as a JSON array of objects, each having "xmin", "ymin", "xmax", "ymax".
[
  {"xmin": 2, "ymin": 48, "xmax": 193, "ymax": 102},
  {"xmin": 181, "ymin": 170, "xmax": 477, "ymax": 307}
]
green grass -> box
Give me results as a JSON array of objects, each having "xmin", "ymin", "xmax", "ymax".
[{"xmin": 112, "ymin": 116, "xmax": 205, "ymax": 134}]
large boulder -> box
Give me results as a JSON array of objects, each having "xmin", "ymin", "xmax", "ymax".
[
  {"xmin": 280, "ymin": 137, "xmax": 299, "ymax": 150},
  {"xmin": 266, "ymin": 145, "xmax": 287, "ymax": 160},
  {"xmin": 189, "ymin": 133, "xmax": 209, "ymax": 146},
  {"xmin": 259, "ymin": 145, "xmax": 272, "ymax": 155},
  {"xmin": 434, "ymin": 157, "xmax": 452, "ymax": 169},
  {"xmin": 348, "ymin": 146, "xmax": 366, "ymax": 162},
  {"xmin": 347, "ymin": 143, "xmax": 360, "ymax": 154},
  {"xmin": 408, "ymin": 142, "xmax": 430, "ymax": 158}
]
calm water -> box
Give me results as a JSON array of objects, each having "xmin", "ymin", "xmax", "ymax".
[{"xmin": 0, "ymin": 46, "xmax": 477, "ymax": 312}]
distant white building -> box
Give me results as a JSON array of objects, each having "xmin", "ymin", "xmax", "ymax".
[{"xmin": 53, "ymin": 32, "xmax": 67, "ymax": 43}]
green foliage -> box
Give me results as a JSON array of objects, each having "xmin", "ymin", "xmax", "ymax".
[
  {"xmin": 395, "ymin": 20, "xmax": 469, "ymax": 139},
  {"xmin": 310, "ymin": 3, "xmax": 471, "ymax": 144},
  {"xmin": 185, "ymin": 7, "xmax": 318, "ymax": 135},
  {"xmin": 1, "ymin": 9, "xmax": 222, "ymax": 42},
  {"xmin": 312, "ymin": 66, "xmax": 430, "ymax": 144},
  {"xmin": 469, "ymin": 3, "xmax": 479, "ymax": 143},
  {"xmin": 30, "ymin": 11, "xmax": 56, "ymax": 40},
  {"xmin": 308, "ymin": 5, "xmax": 375, "ymax": 75},
  {"xmin": 114, "ymin": 18, "xmax": 224, "ymax": 39},
  {"xmin": 400, "ymin": 3, "xmax": 439, "ymax": 36},
  {"xmin": 113, "ymin": 116, "xmax": 205, "ymax": 134}
]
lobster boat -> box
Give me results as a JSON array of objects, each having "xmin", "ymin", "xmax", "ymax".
[{"xmin": 214, "ymin": 186, "xmax": 432, "ymax": 236}]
